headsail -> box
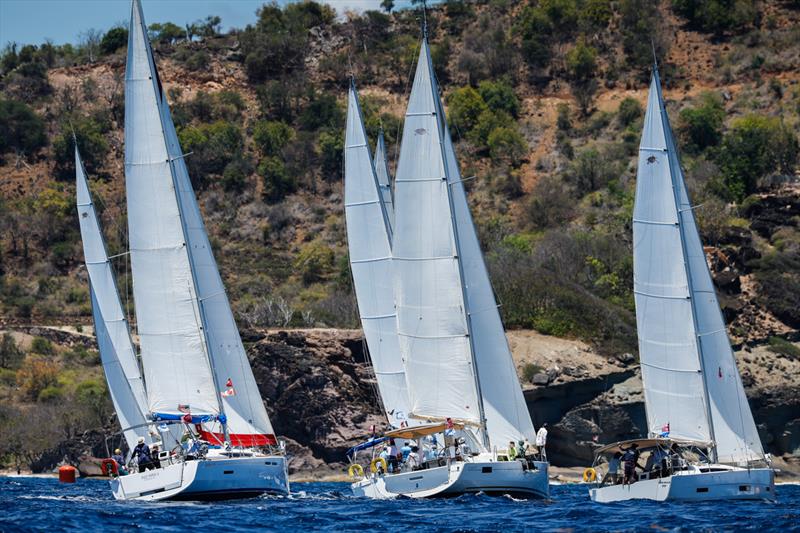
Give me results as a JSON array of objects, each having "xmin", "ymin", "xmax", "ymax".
[
  {"xmin": 345, "ymin": 81, "xmax": 413, "ymax": 428},
  {"xmin": 374, "ymin": 129, "xmax": 394, "ymax": 231},
  {"xmin": 392, "ymin": 38, "xmax": 483, "ymax": 429},
  {"xmin": 125, "ymin": 0, "xmax": 219, "ymax": 419},
  {"xmin": 126, "ymin": 0, "xmax": 275, "ymax": 445},
  {"xmin": 76, "ymin": 146, "xmax": 151, "ymax": 450},
  {"xmin": 635, "ymin": 66, "xmax": 764, "ymax": 464}
]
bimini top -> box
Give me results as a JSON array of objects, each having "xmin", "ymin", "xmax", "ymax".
[
  {"xmin": 594, "ymin": 437, "xmax": 713, "ymax": 456},
  {"xmin": 385, "ymin": 422, "xmax": 467, "ymax": 440}
]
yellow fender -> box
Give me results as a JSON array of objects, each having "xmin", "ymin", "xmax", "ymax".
[
  {"xmin": 348, "ymin": 463, "xmax": 364, "ymax": 479},
  {"xmin": 583, "ymin": 467, "xmax": 597, "ymax": 483},
  {"xmin": 370, "ymin": 457, "xmax": 388, "ymax": 474}
]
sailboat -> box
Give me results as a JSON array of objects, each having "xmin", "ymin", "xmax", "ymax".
[
  {"xmin": 587, "ymin": 63, "xmax": 775, "ymax": 503},
  {"xmin": 75, "ymin": 0, "xmax": 289, "ymax": 501},
  {"xmin": 344, "ymin": 36, "xmax": 548, "ymax": 499}
]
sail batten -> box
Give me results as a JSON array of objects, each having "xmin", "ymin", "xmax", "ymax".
[
  {"xmin": 345, "ymin": 81, "xmax": 414, "ymax": 428},
  {"xmin": 635, "ymin": 66, "xmax": 765, "ymax": 465}
]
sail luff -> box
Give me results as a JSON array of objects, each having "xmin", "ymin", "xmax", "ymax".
[
  {"xmin": 656, "ymin": 68, "xmax": 764, "ymax": 465},
  {"xmin": 125, "ymin": 0, "xmax": 219, "ymax": 418},
  {"xmin": 76, "ymin": 146, "xmax": 151, "ymax": 450},
  {"xmin": 345, "ymin": 80, "xmax": 414, "ymax": 428}
]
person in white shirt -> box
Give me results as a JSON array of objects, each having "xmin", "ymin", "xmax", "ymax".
[
  {"xmin": 535, "ymin": 423, "xmax": 548, "ymax": 461},
  {"xmin": 406, "ymin": 446, "xmax": 421, "ymax": 471}
]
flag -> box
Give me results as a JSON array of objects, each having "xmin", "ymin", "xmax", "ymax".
[
  {"xmin": 446, "ymin": 417, "xmax": 454, "ymax": 430},
  {"xmin": 659, "ymin": 422, "xmax": 670, "ymax": 437},
  {"xmin": 225, "ymin": 378, "xmax": 233, "ymax": 388},
  {"xmin": 178, "ymin": 404, "xmax": 191, "ymax": 413},
  {"xmin": 222, "ymin": 387, "xmax": 236, "ymax": 397},
  {"xmin": 181, "ymin": 413, "xmax": 193, "ymax": 424}
]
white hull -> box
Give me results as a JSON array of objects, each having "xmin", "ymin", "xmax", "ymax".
[
  {"xmin": 589, "ymin": 465, "xmax": 774, "ymax": 503},
  {"xmin": 352, "ymin": 460, "xmax": 549, "ymax": 499},
  {"xmin": 110, "ymin": 455, "xmax": 288, "ymax": 501}
]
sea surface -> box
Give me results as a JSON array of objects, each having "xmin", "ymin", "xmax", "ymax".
[{"xmin": 1, "ymin": 476, "xmax": 798, "ymax": 532}]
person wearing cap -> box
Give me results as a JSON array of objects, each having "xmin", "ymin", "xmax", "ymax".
[
  {"xmin": 535, "ymin": 423, "xmax": 548, "ymax": 461},
  {"xmin": 111, "ymin": 448, "xmax": 129, "ymax": 476},
  {"xmin": 132, "ymin": 436, "xmax": 155, "ymax": 473}
]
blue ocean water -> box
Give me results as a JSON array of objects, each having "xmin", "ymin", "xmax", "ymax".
[{"xmin": 0, "ymin": 477, "xmax": 798, "ymax": 532}]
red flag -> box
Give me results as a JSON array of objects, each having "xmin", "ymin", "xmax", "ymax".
[
  {"xmin": 221, "ymin": 387, "xmax": 236, "ymax": 397},
  {"xmin": 225, "ymin": 378, "xmax": 233, "ymax": 388},
  {"xmin": 446, "ymin": 417, "xmax": 454, "ymax": 430},
  {"xmin": 182, "ymin": 413, "xmax": 193, "ymax": 424}
]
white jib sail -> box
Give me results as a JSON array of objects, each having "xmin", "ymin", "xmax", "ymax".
[
  {"xmin": 636, "ymin": 68, "xmax": 765, "ymax": 464},
  {"xmin": 374, "ymin": 129, "xmax": 394, "ymax": 232},
  {"xmin": 158, "ymin": 48, "xmax": 275, "ymax": 445},
  {"xmin": 345, "ymin": 81, "xmax": 414, "ymax": 428},
  {"xmin": 76, "ymin": 146, "xmax": 151, "ymax": 450},
  {"xmin": 440, "ymin": 104, "xmax": 537, "ymax": 447},
  {"xmin": 125, "ymin": 0, "xmax": 218, "ymax": 418},
  {"xmin": 657, "ymin": 70, "xmax": 764, "ymax": 465},
  {"xmin": 392, "ymin": 38, "xmax": 482, "ymax": 427}
]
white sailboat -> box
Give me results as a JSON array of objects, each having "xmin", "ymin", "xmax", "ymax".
[
  {"xmin": 588, "ymin": 64, "xmax": 774, "ymax": 503},
  {"xmin": 75, "ymin": 0, "xmax": 288, "ymax": 501},
  {"xmin": 346, "ymin": 36, "xmax": 548, "ymax": 499}
]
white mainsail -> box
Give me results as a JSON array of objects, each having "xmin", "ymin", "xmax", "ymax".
[
  {"xmin": 374, "ymin": 129, "xmax": 394, "ymax": 231},
  {"xmin": 125, "ymin": 0, "xmax": 275, "ymax": 444},
  {"xmin": 634, "ymin": 66, "xmax": 764, "ymax": 465},
  {"xmin": 76, "ymin": 146, "xmax": 151, "ymax": 450},
  {"xmin": 345, "ymin": 81, "xmax": 414, "ymax": 428}
]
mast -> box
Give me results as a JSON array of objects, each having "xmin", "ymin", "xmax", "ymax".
[
  {"xmin": 654, "ymin": 64, "xmax": 718, "ymax": 461},
  {"xmin": 426, "ymin": 39, "xmax": 489, "ymax": 448}
]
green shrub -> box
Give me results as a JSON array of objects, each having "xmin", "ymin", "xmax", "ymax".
[
  {"xmin": 294, "ymin": 240, "xmax": 335, "ymax": 284},
  {"xmin": 678, "ymin": 92, "xmax": 725, "ymax": 154},
  {"xmin": 184, "ymin": 50, "xmax": 210, "ymax": 72},
  {"xmin": 52, "ymin": 116, "xmax": 108, "ymax": 180},
  {"xmin": 617, "ymin": 97, "xmax": 642, "ymax": 127},
  {"xmin": 37, "ymin": 385, "xmax": 64, "ymax": 403},
  {"xmin": 0, "ymin": 368, "xmax": 17, "ymax": 386},
  {"xmin": 259, "ymin": 157, "xmax": 296, "ymax": 202},
  {"xmin": 556, "ymin": 103, "xmax": 572, "ymax": 132},
  {"xmin": 671, "ymin": 0, "xmax": 757, "ymax": 35},
  {"xmin": 16, "ymin": 358, "xmax": 59, "ymax": 400},
  {"xmin": 477, "ymin": 79, "xmax": 520, "ymax": 118},
  {"xmin": 717, "ymin": 115, "xmax": 799, "ymax": 201},
  {"xmin": 253, "ymin": 120, "xmax": 294, "ymax": 157},
  {"xmin": 487, "ymin": 126, "xmax": 527, "ymax": 166},
  {"xmin": 256, "ymin": 80, "xmax": 293, "ymax": 122},
  {"xmin": 0, "ymin": 334, "xmax": 24, "ymax": 369},
  {"xmin": 522, "ymin": 362, "xmax": 545, "ymax": 383},
  {"xmin": 299, "ymin": 93, "xmax": 343, "ymax": 131},
  {"xmin": 767, "ymin": 336, "xmax": 800, "ymax": 360},
  {"xmin": 178, "ymin": 120, "xmax": 244, "ymax": 183},
  {"xmin": 751, "ymin": 251, "xmax": 800, "ymax": 329},
  {"xmin": 30, "ymin": 337, "xmax": 53, "ymax": 356},
  {"xmin": 318, "ymin": 129, "xmax": 344, "ymax": 181},
  {"xmin": 221, "ymin": 158, "xmax": 254, "ymax": 193},
  {"xmin": 0, "ymin": 98, "xmax": 47, "ymax": 160}
]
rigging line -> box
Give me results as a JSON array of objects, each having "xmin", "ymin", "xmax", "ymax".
[{"xmin": 392, "ymin": 37, "xmax": 422, "ymax": 174}]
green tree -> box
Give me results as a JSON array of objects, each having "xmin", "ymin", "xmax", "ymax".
[
  {"xmin": 717, "ymin": 115, "xmax": 799, "ymax": 201},
  {"xmin": 678, "ymin": 92, "xmax": 725, "ymax": 154},
  {"xmin": 478, "ymin": 79, "xmax": 520, "ymax": 118},
  {"xmin": 487, "ymin": 126, "xmax": 527, "ymax": 166},
  {"xmin": 380, "ymin": 0, "xmax": 395, "ymax": 12},
  {"xmin": 299, "ymin": 93, "xmax": 343, "ymax": 131},
  {"xmin": 566, "ymin": 37, "xmax": 598, "ymax": 114},
  {"xmin": 0, "ymin": 334, "xmax": 24, "ymax": 369},
  {"xmin": 318, "ymin": 129, "xmax": 344, "ymax": 181},
  {"xmin": 0, "ymin": 98, "xmax": 47, "ymax": 160},
  {"xmin": 178, "ymin": 121, "xmax": 244, "ymax": 184},
  {"xmin": 294, "ymin": 240, "xmax": 335, "ymax": 284},
  {"xmin": 253, "ymin": 120, "xmax": 294, "ymax": 157},
  {"xmin": 52, "ymin": 116, "xmax": 109, "ymax": 180},
  {"xmin": 99, "ymin": 27, "xmax": 127, "ymax": 55},
  {"xmin": 447, "ymin": 86, "xmax": 488, "ymax": 135},
  {"xmin": 671, "ymin": 0, "xmax": 757, "ymax": 35},
  {"xmin": 617, "ymin": 97, "xmax": 642, "ymax": 127}
]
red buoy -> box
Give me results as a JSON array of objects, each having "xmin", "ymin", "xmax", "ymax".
[{"xmin": 58, "ymin": 465, "xmax": 77, "ymax": 483}]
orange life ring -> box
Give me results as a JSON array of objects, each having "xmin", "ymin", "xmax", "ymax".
[
  {"xmin": 583, "ymin": 467, "xmax": 597, "ymax": 482},
  {"xmin": 101, "ymin": 458, "xmax": 119, "ymax": 477}
]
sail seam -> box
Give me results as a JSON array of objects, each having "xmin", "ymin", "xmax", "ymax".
[
  {"xmin": 397, "ymin": 332, "xmax": 468, "ymax": 340},
  {"xmin": 634, "ymin": 289, "xmax": 688, "ymax": 299},
  {"xmin": 350, "ymin": 256, "xmax": 391, "ymax": 264},
  {"xmin": 641, "ymin": 361, "xmax": 702, "ymax": 373},
  {"xmin": 394, "ymin": 178, "xmax": 444, "ymax": 183},
  {"xmin": 345, "ymin": 199, "xmax": 382, "ymax": 207},
  {"xmin": 632, "ymin": 218, "xmax": 678, "ymax": 226}
]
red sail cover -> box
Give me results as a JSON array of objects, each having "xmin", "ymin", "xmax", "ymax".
[{"xmin": 200, "ymin": 430, "xmax": 277, "ymax": 447}]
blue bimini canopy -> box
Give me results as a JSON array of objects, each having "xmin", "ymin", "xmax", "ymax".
[{"xmin": 346, "ymin": 437, "xmax": 388, "ymax": 459}]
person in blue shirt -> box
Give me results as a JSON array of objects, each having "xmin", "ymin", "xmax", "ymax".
[
  {"xmin": 132, "ymin": 437, "xmax": 155, "ymax": 473},
  {"xmin": 111, "ymin": 448, "xmax": 129, "ymax": 476},
  {"xmin": 401, "ymin": 441, "xmax": 412, "ymax": 461}
]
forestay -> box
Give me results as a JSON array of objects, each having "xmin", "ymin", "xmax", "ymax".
[
  {"xmin": 76, "ymin": 146, "xmax": 151, "ymax": 450},
  {"xmin": 634, "ymin": 67, "xmax": 764, "ymax": 464},
  {"xmin": 345, "ymin": 81, "xmax": 414, "ymax": 428},
  {"xmin": 374, "ymin": 130, "xmax": 394, "ymax": 231},
  {"xmin": 392, "ymin": 39, "xmax": 482, "ymax": 427}
]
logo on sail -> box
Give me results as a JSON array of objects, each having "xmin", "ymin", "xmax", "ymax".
[{"xmin": 646, "ymin": 155, "xmax": 658, "ymax": 164}]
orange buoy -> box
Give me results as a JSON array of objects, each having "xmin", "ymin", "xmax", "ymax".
[{"xmin": 58, "ymin": 465, "xmax": 77, "ymax": 483}]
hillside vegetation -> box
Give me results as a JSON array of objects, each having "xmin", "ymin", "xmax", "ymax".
[{"xmin": 1, "ymin": 1, "xmax": 799, "ymax": 468}]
